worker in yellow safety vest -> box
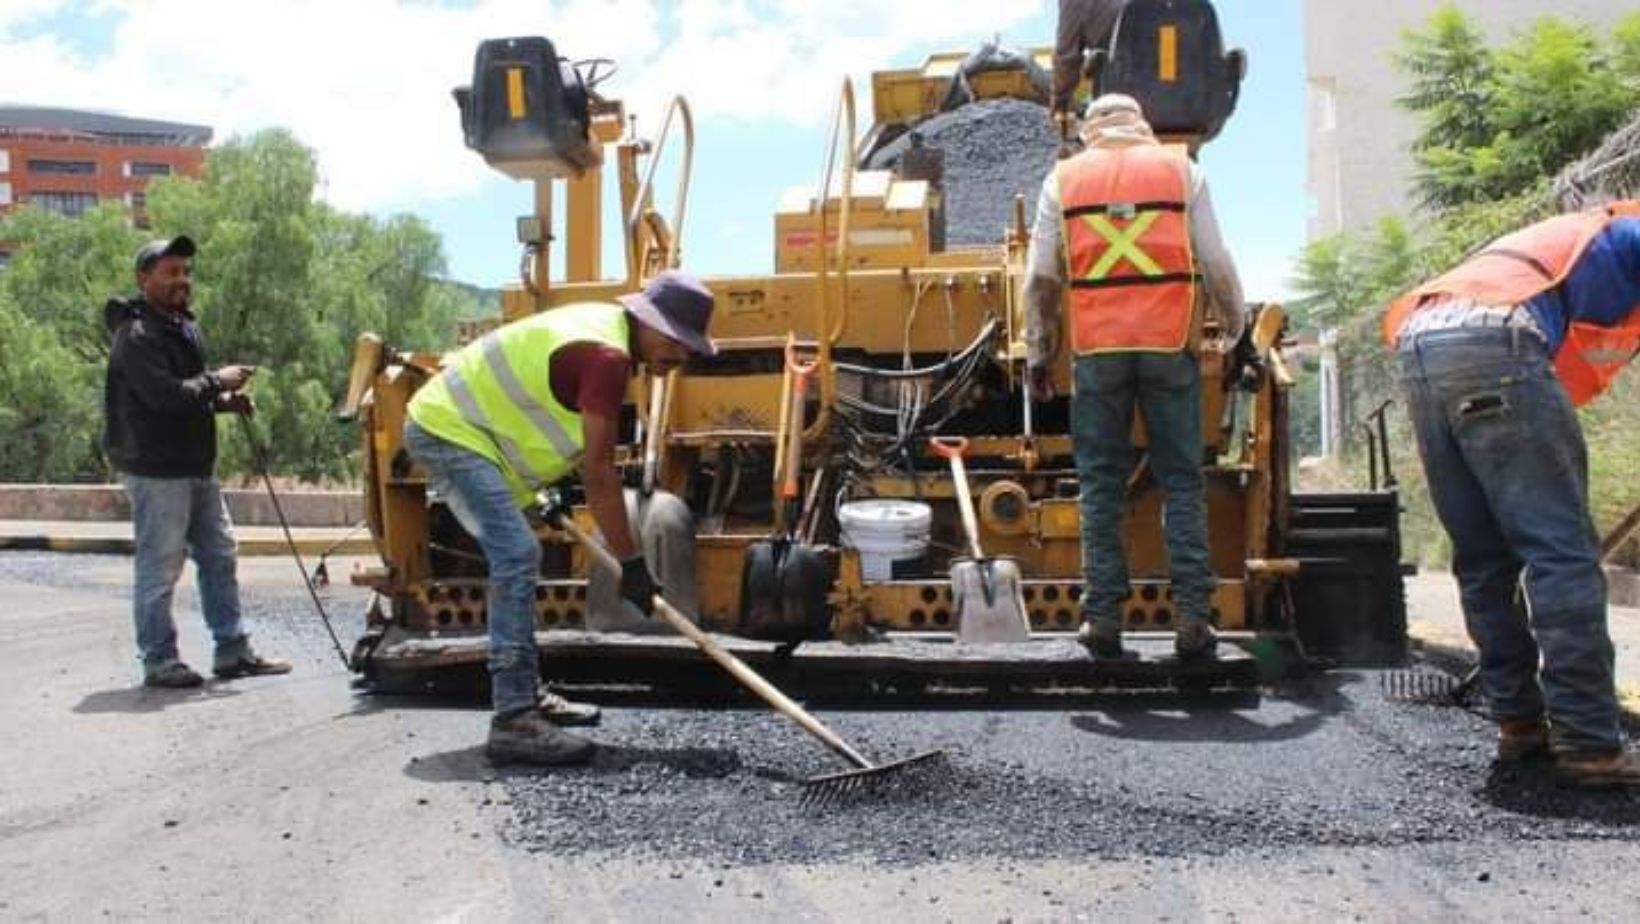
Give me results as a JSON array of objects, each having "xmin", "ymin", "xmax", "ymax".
[
  {"xmin": 1385, "ymin": 203, "xmax": 1640, "ymax": 787},
  {"xmin": 1023, "ymin": 93, "xmax": 1244, "ymax": 661},
  {"xmin": 404, "ymin": 271, "xmax": 716, "ymax": 766}
]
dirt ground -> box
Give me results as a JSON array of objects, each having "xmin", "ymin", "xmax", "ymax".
[{"xmin": 4, "ymin": 552, "xmax": 1640, "ymax": 922}]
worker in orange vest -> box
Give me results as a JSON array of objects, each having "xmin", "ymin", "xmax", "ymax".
[
  {"xmin": 1024, "ymin": 94, "xmax": 1244, "ymax": 660},
  {"xmin": 1386, "ymin": 203, "xmax": 1640, "ymax": 787}
]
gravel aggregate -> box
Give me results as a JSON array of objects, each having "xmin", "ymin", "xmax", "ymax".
[{"xmin": 865, "ymin": 98, "xmax": 1060, "ymax": 248}]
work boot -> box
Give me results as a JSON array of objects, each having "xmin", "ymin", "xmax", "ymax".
[
  {"xmin": 1174, "ymin": 619, "xmax": 1218, "ymax": 660},
  {"xmin": 487, "ymin": 709, "xmax": 595, "ymax": 767},
  {"xmin": 1077, "ymin": 618, "xmax": 1125, "ymax": 659},
  {"xmin": 144, "ymin": 661, "xmax": 204, "ymax": 689},
  {"xmin": 213, "ymin": 648, "xmax": 293, "ymax": 679},
  {"xmin": 536, "ymin": 690, "xmax": 601, "ymax": 727},
  {"xmin": 1555, "ymin": 749, "xmax": 1640, "ymax": 789},
  {"xmin": 1495, "ymin": 717, "xmax": 1551, "ymax": 762}
]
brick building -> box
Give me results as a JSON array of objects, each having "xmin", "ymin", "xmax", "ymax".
[{"xmin": 0, "ymin": 107, "xmax": 212, "ymax": 262}]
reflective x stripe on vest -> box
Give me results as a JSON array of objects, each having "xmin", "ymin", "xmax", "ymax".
[
  {"xmin": 408, "ymin": 303, "xmax": 631, "ymax": 503},
  {"xmin": 1059, "ymin": 144, "xmax": 1198, "ymax": 354},
  {"xmin": 1384, "ymin": 201, "xmax": 1640, "ymax": 406}
]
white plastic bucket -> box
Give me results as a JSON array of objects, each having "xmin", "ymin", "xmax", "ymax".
[{"xmin": 838, "ymin": 500, "xmax": 932, "ymax": 581}]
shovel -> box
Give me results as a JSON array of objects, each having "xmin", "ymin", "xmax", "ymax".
[
  {"xmin": 557, "ymin": 516, "xmax": 942, "ymax": 807},
  {"xmin": 928, "ymin": 437, "xmax": 1030, "ymax": 643},
  {"xmin": 742, "ymin": 337, "xmax": 831, "ymax": 642}
]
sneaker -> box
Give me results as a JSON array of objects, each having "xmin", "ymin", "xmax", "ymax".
[
  {"xmin": 144, "ymin": 661, "xmax": 204, "ymax": 688},
  {"xmin": 1496, "ymin": 717, "xmax": 1551, "ymax": 762},
  {"xmin": 213, "ymin": 650, "xmax": 294, "ymax": 679},
  {"xmin": 536, "ymin": 691, "xmax": 601, "ymax": 727},
  {"xmin": 1174, "ymin": 619, "xmax": 1218, "ymax": 660},
  {"xmin": 487, "ymin": 709, "xmax": 596, "ymax": 766},
  {"xmin": 1077, "ymin": 619, "xmax": 1126, "ymax": 659},
  {"xmin": 1555, "ymin": 749, "xmax": 1640, "ymax": 789}
]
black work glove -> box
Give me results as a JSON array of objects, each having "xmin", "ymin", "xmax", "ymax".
[{"xmin": 619, "ymin": 556, "xmax": 660, "ymax": 618}]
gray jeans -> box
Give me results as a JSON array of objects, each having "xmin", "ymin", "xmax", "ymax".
[{"xmin": 122, "ymin": 474, "xmax": 247, "ymax": 668}]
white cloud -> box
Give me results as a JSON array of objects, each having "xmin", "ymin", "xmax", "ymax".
[{"xmin": 0, "ymin": 0, "xmax": 1045, "ymax": 214}]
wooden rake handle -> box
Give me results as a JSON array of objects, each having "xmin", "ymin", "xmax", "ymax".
[{"xmin": 558, "ymin": 517, "xmax": 873, "ymax": 770}]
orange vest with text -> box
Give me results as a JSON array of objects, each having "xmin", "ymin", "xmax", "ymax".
[
  {"xmin": 1059, "ymin": 143, "xmax": 1198, "ymax": 354},
  {"xmin": 1383, "ymin": 201, "xmax": 1640, "ymax": 407}
]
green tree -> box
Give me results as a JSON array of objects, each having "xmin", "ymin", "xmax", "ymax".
[{"xmin": 0, "ymin": 128, "xmax": 472, "ymax": 484}]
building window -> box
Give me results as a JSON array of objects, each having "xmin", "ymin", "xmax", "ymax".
[
  {"xmin": 27, "ymin": 159, "xmax": 97, "ymax": 176},
  {"xmin": 0, "ymin": 149, "xmax": 9, "ymax": 173},
  {"xmin": 127, "ymin": 161, "xmax": 173, "ymax": 177},
  {"xmin": 0, "ymin": 181, "xmax": 10, "ymax": 206},
  {"xmin": 28, "ymin": 190, "xmax": 100, "ymax": 218},
  {"xmin": 126, "ymin": 190, "xmax": 147, "ymax": 209}
]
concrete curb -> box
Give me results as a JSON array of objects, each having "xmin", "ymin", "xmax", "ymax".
[{"xmin": 1407, "ymin": 621, "xmax": 1640, "ymax": 721}]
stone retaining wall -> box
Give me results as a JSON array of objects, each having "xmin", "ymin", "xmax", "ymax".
[{"xmin": 0, "ymin": 484, "xmax": 363, "ymax": 528}]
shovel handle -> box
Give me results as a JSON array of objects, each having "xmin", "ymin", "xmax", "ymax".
[
  {"xmin": 930, "ymin": 437, "xmax": 984, "ymax": 560},
  {"xmin": 559, "ymin": 517, "xmax": 873, "ymax": 770}
]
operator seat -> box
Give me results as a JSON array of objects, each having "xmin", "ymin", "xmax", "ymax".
[
  {"xmin": 1088, "ymin": 0, "xmax": 1245, "ymax": 144},
  {"xmin": 452, "ymin": 36, "xmax": 601, "ymax": 180}
]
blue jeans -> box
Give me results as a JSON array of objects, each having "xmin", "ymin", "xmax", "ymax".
[
  {"xmin": 1072, "ymin": 351, "xmax": 1214, "ymax": 627},
  {"xmin": 1398, "ymin": 327, "xmax": 1620, "ymax": 753},
  {"xmin": 122, "ymin": 474, "xmax": 246, "ymax": 669},
  {"xmin": 403, "ymin": 421, "xmax": 541, "ymax": 716}
]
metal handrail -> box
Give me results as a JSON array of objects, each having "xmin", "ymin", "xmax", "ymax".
[
  {"xmin": 809, "ymin": 78, "xmax": 856, "ymax": 439},
  {"xmin": 625, "ymin": 95, "xmax": 694, "ymax": 283}
]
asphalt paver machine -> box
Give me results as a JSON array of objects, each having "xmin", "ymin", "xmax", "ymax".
[{"xmin": 339, "ymin": 0, "xmax": 1409, "ymax": 702}]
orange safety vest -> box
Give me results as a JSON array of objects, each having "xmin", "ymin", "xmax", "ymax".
[
  {"xmin": 1059, "ymin": 143, "xmax": 1198, "ymax": 354},
  {"xmin": 1384, "ymin": 201, "xmax": 1640, "ymax": 406}
]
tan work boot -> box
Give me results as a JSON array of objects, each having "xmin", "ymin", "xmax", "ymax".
[
  {"xmin": 1495, "ymin": 717, "xmax": 1550, "ymax": 762},
  {"xmin": 1077, "ymin": 618, "xmax": 1125, "ymax": 659},
  {"xmin": 487, "ymin": 709, "xmax": 595, "ymax": 766},
  {"xmin": 1174, "ymin": 619, "xmax": 1218, "ymax": 660},
  {"xmin": 1555, "ymin": 749, "xmax": 1640, "ymax": 789}
]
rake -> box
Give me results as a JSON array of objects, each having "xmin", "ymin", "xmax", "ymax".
[
  {"xmin": 1382, "ymin": 665, "xmax": 1481, "ymax": 706},
  {"xmin": 557, "ymin": 516, "xmax": 945, "ymax": 807}
]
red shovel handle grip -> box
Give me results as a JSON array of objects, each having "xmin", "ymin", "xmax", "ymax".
[{"xmin": 928, "ymin": 436, "xmax": 969, "ymax": 460}]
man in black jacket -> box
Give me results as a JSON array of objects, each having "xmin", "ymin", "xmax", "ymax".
[{"xmin": 104, "ymin": 235, "xmax": 290, "ymax": 687}]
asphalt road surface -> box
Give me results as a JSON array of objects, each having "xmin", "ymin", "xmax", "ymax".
[{"xmin": 4, "ymin": 551, "xmax": 1639, "ymax": 922}]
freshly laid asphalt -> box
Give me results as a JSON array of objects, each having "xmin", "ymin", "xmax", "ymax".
[{"xmin": 6, "ymin": 549, "xmax": 1640, "ymax": 920}]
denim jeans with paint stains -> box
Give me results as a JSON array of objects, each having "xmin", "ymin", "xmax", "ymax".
[
  {"xmin": 1072, "ymin": 351, "xmax": 1215, "ymax": 629},
  {"xmin": 403, "ymin": 420, "xmax": 542, "ymax": 716},
  {"xmin": 1398, "ymin": 327, "xmax": 1622, "ymax": 754}
]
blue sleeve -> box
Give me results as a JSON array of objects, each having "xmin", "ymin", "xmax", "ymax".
[{"xmin": 1527, "ymin": 219, "xmax": 1640, "ymax": 344}]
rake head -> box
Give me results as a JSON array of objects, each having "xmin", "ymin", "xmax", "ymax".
[
  {"xmin": 1381, "ymin": 667, "xmax": 1480, "ymax": 706},
  {"xmin": 799, "ymin": 749, "xmax": 947, "ymax": 810}
]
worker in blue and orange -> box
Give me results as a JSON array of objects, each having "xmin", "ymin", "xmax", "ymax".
[
  {"xmin": 1024, "ymin": 94, "xmax": 1244, "ymax": 660},
  {"xmin": 1385, "ymin": 202, "xmax": 1640, "ymax": 787}
]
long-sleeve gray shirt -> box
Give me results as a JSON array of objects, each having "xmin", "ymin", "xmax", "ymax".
[
  {"xmin": 1022, "ymin": 154, "xmax": 1245, "ymax": 369},
  {"xmin": 1054, "ymin": 0, "xmax": 1128, "ymax": 114}
]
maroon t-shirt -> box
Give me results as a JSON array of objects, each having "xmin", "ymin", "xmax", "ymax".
[{"xmin": 549, "ymin": 342, "xmax": 630, "ymax": 418}]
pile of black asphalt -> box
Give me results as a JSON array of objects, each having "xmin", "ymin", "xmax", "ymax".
[
  {"xmin": 500, "ymin": 674, "xmax": 1640, "ymax": 866},
  {"xmin": 865, "ymin": 98, "xmax": 1061, "ymax": 248}
]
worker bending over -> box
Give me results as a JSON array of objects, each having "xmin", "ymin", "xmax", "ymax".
[
  {"xmin": 1023, "ymin": 94, "xmax": 1244, "ymax": 660},
  {"xmin": 1052, "ymin": 0, "xmax": 1129, "ymax": 126},
  {"xmin": 1385, "ymin": 203, "xmax": 1640, "ymax": 787},
  {"xmin": 404, "ymin": 271, "xmax": 717, "ymax": 766}
]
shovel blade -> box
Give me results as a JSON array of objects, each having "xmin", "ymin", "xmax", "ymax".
[{"xmin": 951, "ymin": 557, "xmax": 1030, "ymax": 643}]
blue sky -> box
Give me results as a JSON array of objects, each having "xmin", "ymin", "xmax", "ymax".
[{"xmin": 2, "ymin": 0, "xmax": 1307, "ymax": 299}]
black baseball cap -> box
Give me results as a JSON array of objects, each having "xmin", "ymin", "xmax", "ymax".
[{"xmin": 134, "ymin": 235, "xmax": 196, "ymax": 271}]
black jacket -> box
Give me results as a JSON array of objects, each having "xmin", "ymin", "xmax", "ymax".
[{"xmin": 102, "ymin": 296, "xmax": 225, "ymax": 478}]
